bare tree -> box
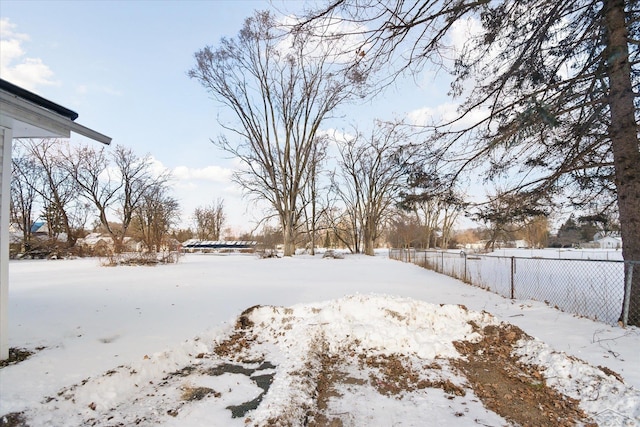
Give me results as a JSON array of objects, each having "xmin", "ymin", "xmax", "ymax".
[
  {"xmin": 333, "ymin": 122, "xmax": 410, "ymax": 255},
  {"xmin": 387, "ymin": 210, "xmax": 424, "ymax": 249},
  {"xmin": 523, "ymin": 216, "xmax": 550, "ymax": 249},
  {"xmin": 16, "ymin": 139, "xmax": 84, "ymax": 247},
  {"xmin": 412, "ymin": 201, "xmax": 439, "ymax": 249},
  {"xmin": 189, "ymin": 10, "xmax": 365, "ymax": 256},
  {"xmin": 193, "ymin": 199, "xmax": 226, "ymax": 241},
  {"xmin": 10, "ymin": 151, "xmax": 39, "ymax": 252},
  {"xmin": 60, "ymin": 143, "xmax": 114, "ymax": 238},
  {"xmin": 439, "ymin": 199, "xmax": 463, "ymax": 249},
  {"xmin": 299, "ymin": 0, "xmax": 640, "ymax": 325},
  {"xmin": 63, "ymin": 144, "xmax": 170, "ymax": 253},
  {"xmin": 321, "ymin": 206, "xmax": 359, "ymax": 253},
  {"xmin": 300, "ymin": 136, "xmax": 329, "ymax": 254},
  {"xmin": 399, "ymin": 168, "xmax": 467, "ymax": 250},
  {"xmin": 133, "ymin": 184, "xmax": 180, "ymax": 252},
  {"xmin": 114, "ymin": 147, "xmax": 168, "ymax": 251}
]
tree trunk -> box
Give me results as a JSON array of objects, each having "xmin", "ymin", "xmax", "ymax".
[
  {"xmin": 58, "ymin": 207, "xmax": 77, "ymax": 248},
  {"xmin": 113, "ymin": 235, "xmax": 125, "ymax": 254},
  {"xmin": 351, "ymin": 213, "xmax": 360, "ymax": 254},
  {"xmin": 282, "ymin": 213, "xmax": 296, "ymax": 257},
  {"xmin": 604, "ymin": 0, "xmax": 640, "ymax": 326},
  {"xmin": 283, "ymin": 233, "xmax": 296, "ymax": 256},
  {"xmin": 363, "ymin": 217, "xmax": 376, "ymax": 256},
  {"xmin": 424, "ymin": 228, "xmax": 432, "ymax": 250},
  {"xmin": 310, "ymin": 196, "xmax": 316, "ymax": 256}
]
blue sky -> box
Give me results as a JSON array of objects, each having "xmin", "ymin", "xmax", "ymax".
[{"xmin": 1, "ymin": 0, "xmax": 453, "ymax": 233}]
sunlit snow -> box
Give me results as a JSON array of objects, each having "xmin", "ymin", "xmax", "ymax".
[{"xmin": 1, "ymin": 252, "xmax": 638, "ymax": 426}]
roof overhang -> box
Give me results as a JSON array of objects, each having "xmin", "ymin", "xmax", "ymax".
[{"xmin": 0, "ymin": 79, "xmax": 111, "ymax": 144}]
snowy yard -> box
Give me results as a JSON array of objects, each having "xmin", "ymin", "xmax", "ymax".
[{"xmin": 1, "ymin": 253, "xmax": 639, "ymax": 426}]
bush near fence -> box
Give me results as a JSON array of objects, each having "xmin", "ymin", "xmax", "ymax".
[{"xmin": 389, "ymin": 248, "xmax": 637, "ymax": 326}]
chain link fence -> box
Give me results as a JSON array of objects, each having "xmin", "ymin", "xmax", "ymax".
[{"xmin": 389, "ymin": 248, "xmax": 638, "ymax": 326}]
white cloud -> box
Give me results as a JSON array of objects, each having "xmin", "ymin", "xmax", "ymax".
[
  {"xmin": 0, "ymin": 18, "xmax": 57, "ymax": 91},
  {"xmin": 408, "ymin": 103, "xmax": 458, "ymax": 126},
  {"xmin": 1, "ymin": 38, "xmax": 24, "ymax": 63},
  {"xmin": 173, "ymin": 181, "xmax": 198, "ymax": 190},
  {"xmin": 99, "ymin": 85, "xmax": 123, "ymax": 97},
  {"xmin": 75, "ymin": 84, "xmax": 88, "ymax": 95},
  {"xmin": 449, "ymin": 16, "xmax": 483, "ymax": 55},
  {"xmin": 0, "ymin": 18, "xmax": 27, "ymax": 43},
  {"xmin": 73, "ymin": 83, "xmax": 122, "ymax": 98},
  {"xmin": 318, "ymin": 128, "xmax": 355, "ymax": 147},
  {"xmin": 172, "ymin": 165, "xmax": 233, "ymax": 182},
  {"xmin": 148, "ymin": 156, "xmax": 172, "ymax": 178},
  {"xmin": 408, "ymin": 102, "xmax": 489, "ymax": 130}
]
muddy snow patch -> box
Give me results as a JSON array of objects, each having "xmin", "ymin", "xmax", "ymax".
[{"xmin": 6, "ymin": 294, "xmax": 640, "ymax": 426}]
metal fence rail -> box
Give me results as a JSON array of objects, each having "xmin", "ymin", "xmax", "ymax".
[{"xmin": 389, "ymin": 248, "xmax": 637, "ymax": 326}]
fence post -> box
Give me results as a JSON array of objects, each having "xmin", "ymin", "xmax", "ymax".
[
  {"xmin": 461, "ymin": 251, "xmax": 467, "ymax": 282},
  {"xmin": 510, "ymin": 256, "xmax": 516, "ymax": 299},
  {"xmin": 622, "ymin": 262, "xmax": 634, "ymax": 327}
]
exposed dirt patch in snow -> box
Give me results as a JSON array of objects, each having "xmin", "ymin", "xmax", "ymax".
[
  {"xmin": 3, "ymin": 295, "xmax": 638, "ymax": 426},
  {"xmin": 0, "ymin": 347, "xmax": 44, "ymax": 369},
  {"xmin": 453, "ymin": 323, "xmax": 591, "ymax": 426},
  {"xmin": 0, "ymin": 412, "xmax": 28, "ymax": 427}
]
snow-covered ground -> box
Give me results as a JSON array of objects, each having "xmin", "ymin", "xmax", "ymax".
[
  {"xmin": 1, "ymin": 253, "xmax": 639, "ymax": 426},
  {"xmin": 487, "ymin": 248, "xmax": 624, "ymax": 261}
]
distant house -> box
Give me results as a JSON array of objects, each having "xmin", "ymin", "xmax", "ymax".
[
  {"xmin": 77, "ymin": 233, "xmax": 112, "ymax": 256},
  {"xmin": 513, "ymin": 240, "xmax": 528, "ymax": 249},
  {"xmin": 461, "ymin": 241, "xmax": 486, "ymax": 251},
  {"xmin": 594, "ymin": 235, "xmax": 622, "ymax": 250},
  {"xmin": 28, "ymin": 220, "xmax": 67, "ymax": 242},
  {"xmin": 9, "ymin": 221, "xmax": 69, "ymax": 251},
  {"xmin": 8, "ymin": 223, "xmax": 24, "ymax": 247},
  {"xmin": 30, "ymin": 220, "xmax": 46, "ymax": 234},
  {"xmin": 77, "ymin": 233, "xmax": 142, "ymax": 255}
]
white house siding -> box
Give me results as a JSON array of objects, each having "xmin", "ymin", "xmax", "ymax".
[
  {"xmin": 598, "ymin": 236, "xmax": 622, "ymax": 249},
  {"xmin": 0, "ymin": 127, "xmax": 13, "ymax": 360}
]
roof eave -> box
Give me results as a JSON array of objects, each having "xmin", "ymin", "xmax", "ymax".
[{"xmin": 0, "ymin": 84, "xmax": 111, "ymax": 145}]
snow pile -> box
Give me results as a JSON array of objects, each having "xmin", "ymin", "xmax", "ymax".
[
  {"xmin": 246, "ymin": 294, "xmax": 493, "ymax": 359},
  {"xmin": 233, "ymin": 295, "xmax": 500, "ymax": 425},
  {"xmin": 7, "ymin": 294, "xmax": 639, "ymax": 426},
  {"xmin": 515, "ymin": 339, "xmax": 640, "ymax": 425}
]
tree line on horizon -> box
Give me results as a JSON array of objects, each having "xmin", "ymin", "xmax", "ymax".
[{"xmin": 14, "ymin": 133, "xmax": 616, "ymax": 258}]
